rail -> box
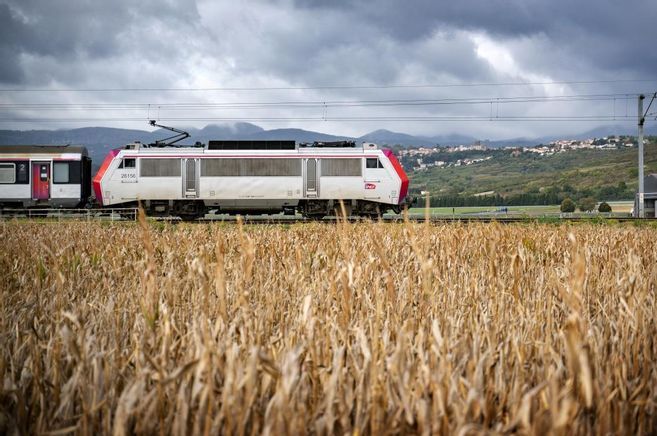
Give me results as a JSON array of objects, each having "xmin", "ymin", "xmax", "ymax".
[{"xmin": 1, "ymin": 207, "xmax": 653, "ymax": 224}]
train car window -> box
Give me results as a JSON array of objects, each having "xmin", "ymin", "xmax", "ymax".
[
  {"xmin": 141, "ymin": 158, "xmax": 181, "ymax": 177},
  {"xmin": 53, "ymin": 162, "xmax": 70, "ymax": 183},
  {"xmin": 201, "ymin": 158, "xmax": 301, "ymax": 177},
  {"xmin": 82, "ymin": 157, "xmax": 92, "ymax": 198},
  {"xmin": 0, "ymin": 163, "xmax": 15, "ymax": 183},
  {"xmin": 16, "ymin": 162, "xmax": 28, "ymax": 183},
  {"xmin": 68, "ymin": 162, "xmax": 81, "ymax": 183},
  {"xmin": 366, "ymin": 158, "xmax": 383, "ymax": 169},
  {"xmin": 321, "ymin": 158, "xmax": 362, "ymax": 176},
  {"xmin": 53, "ymin": 162, "xmax": 81, "ymax": 184}
]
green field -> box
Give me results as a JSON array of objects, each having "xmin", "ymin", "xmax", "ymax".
[{"xmin": 406, "ymin": 201, "xmax": 633, "ymax": 217}]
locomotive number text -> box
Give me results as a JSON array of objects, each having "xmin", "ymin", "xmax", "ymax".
[{"xmin": 121, "ymin": 173, "xmax": 137, "ymax": 183}]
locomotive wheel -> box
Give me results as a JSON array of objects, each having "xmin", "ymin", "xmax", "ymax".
[{"xmin": 119, "ymin": 212, "xmax": 137, "ymax": 220}]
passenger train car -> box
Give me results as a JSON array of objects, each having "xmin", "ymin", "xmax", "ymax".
[
  {"xmin": 0, "ymin": 145, "xmax": 92, "ymax": 208},
  {"xmin": 93, "ymin": 140, "xmax": 410, "ymax": 219}
]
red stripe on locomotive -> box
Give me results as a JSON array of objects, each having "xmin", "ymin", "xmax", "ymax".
[
  {"xmin": 93, "ymin": 149, "xmax": 120, "ymax": 206},
  {"xmin": 382, "ymin": 149, "xmax": 409, "ymax": 204}
]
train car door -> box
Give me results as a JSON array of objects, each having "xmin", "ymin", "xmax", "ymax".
[
  {"xmin": 304, "ymin": 158, "xmax": 319, "ymax": 197},
  {"xmin": 183, "ymin": 158, "xmax": 199, "ymax": 198},
  {"xmin": 32, "ymin": 162, "xmax": 50, "ymax": 200}
]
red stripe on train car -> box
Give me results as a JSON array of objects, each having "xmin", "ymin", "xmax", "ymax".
[
  {"xmin": 92, "ymin": 149, "xmax": 120, "ymax": 206},
  {"xmin": 383, "ymin": 149, "xmax": 409, "ymax": 204}
]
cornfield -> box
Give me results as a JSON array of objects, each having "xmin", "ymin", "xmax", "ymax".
[{"xmin": 1, "ymin": 217, "xmax": 656, "ymax": 435}]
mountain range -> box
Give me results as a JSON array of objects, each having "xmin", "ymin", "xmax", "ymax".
[{"xmin": 1, "ymin": 122, "xmax": 655, "ymax": 164}]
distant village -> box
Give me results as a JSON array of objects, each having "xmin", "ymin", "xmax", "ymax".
[{"xmin": 399, "ymin": 135, "xmax": 638, "ymax": 171}]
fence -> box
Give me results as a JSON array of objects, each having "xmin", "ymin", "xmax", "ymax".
[{"xmin": 0, "ymin": 208, "xmax": 138, "ymax": 221}]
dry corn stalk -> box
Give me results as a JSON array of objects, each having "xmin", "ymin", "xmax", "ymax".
[{"xmin": 0, "ymin": 221, "xmax": 656, "ymax": 435}]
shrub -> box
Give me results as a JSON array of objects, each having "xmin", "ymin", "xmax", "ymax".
[
  {"xmin": 598, "ymin": 202, "xmax": 612, "ymax": 213},
  {"xmin": 578, "ymin": 197, "xmax": 597, "ymax": 212},
  {"xmin": 560, "ymin": 197, "xmax": 576, "ymax": 213}
]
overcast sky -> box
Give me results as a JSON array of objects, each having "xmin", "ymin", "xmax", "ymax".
[{"xmin": 0, "ymin": 0, "xmax": 656, "ymax": 139}]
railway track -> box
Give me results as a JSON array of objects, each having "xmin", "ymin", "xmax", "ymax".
[
  {"xmin": 0, "ymin": 208, "xmax": 650, "ymax": 224},
  {"xmin": 199, "ymin": 216, "xmax": 648, "ymax": 224}
]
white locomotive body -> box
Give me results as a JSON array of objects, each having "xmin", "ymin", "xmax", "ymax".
[{"xmin": 93, "ymin": 140, "xmax": 410, "ymax": 218}]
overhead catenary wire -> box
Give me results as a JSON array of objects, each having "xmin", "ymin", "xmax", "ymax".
[
  {"xmin": 0, "ymin": 115, "xmax": 639, "ymax": 123},
  {"xmin": 0, "ymin": 88, "xmax": 652, "ymax": 125},
  {"xmin": 0, "ymin": 79, "xmax": 655, "ymax": 93},
  {"xmin": 0, "ymin": 93, "xmax": 641, "ymax": 111}
]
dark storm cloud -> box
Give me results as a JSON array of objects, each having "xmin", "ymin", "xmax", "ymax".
[
  {"xmin": 197, "ymin": 2, "xmax": 495, "ymax": 92},
  {"xmin": 0, "ymin": 0, "xmax": 202, "ymax": 84},
  {"xmin": 3, "ymin": 0, "xmax": 653, "ymax": 88},
  {"xmin": 293, "ymin": 0, "xmax": 657, "ymax": 76},
  {"xmin": 294, "ymin": 0, "xmax": 543, "ymax": 40},
  {"xmin": 0, "ymin": 0, "xmax": 654, "ymax": 138},
  {"xmin": 0, "ymin": 3, "xmax": 30, "ymax": 82}
]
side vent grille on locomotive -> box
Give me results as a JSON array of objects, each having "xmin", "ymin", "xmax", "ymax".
[
  {"xmin": 201, "ymin": 158, "xmax": 301, "ymax": 177},
  {"xmin": 321, "ymin": 158, "xmax": 362, "ymax": 177},
  {"xmin": 207, "ymin": 140, "xmax": 296, "ymax": 150},
  {"xmin": 141, "ymin": 159, "xmax": 182, "ymax": 177}
]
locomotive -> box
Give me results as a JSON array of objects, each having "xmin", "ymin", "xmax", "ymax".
[{"xmin": 1, "ymin": 124, "xmax": 412, "ymax": 219}]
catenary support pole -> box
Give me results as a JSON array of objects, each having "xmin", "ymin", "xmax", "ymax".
[{"xmin": 638, "ymin": 94, "xmax": 645, "ymax": 218}]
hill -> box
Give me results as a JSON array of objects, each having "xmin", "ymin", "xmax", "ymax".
[{"xmin": 409, "ymin": 141, "xmax": 657, "ymax": 205}]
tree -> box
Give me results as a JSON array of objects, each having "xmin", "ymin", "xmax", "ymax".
[
  {"xmin": 598, "ymin": 202, "xmax": 612, "ymax": 213},
  {"xmin": 560, "ymin": 197, "xmax": 576, "ymax": 213},
  {"xmin": 578, "ymin": 197, "xmax": 597, "ymax": 212}
]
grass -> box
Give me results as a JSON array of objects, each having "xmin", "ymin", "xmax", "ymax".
[
  {"xmin": 407, "ymin": 205, "xmax": 561, "ymax": 215},
  {"xmin": 406, "ymin": 201, "xmax": 634, "ymax": 217},
  {"xmin": 1, "ymin": 218, "xmax": 656, "ymax": 434}
]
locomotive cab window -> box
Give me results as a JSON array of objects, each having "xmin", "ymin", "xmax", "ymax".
[
  {"xmin": 366, "ymin": 158, "xmax": 384, "ymax": 169},
  {"xmin": 0, "ymin": 163, "xmax": 15, "ymax": 183},
  {"xmin": 119, "ymin": 158, "xmax": 136, "ymax": 169}
]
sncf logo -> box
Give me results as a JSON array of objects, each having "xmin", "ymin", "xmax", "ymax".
[{"xmin": 365, "ymin": 183, "xmax": 376, "ymax": 190}]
